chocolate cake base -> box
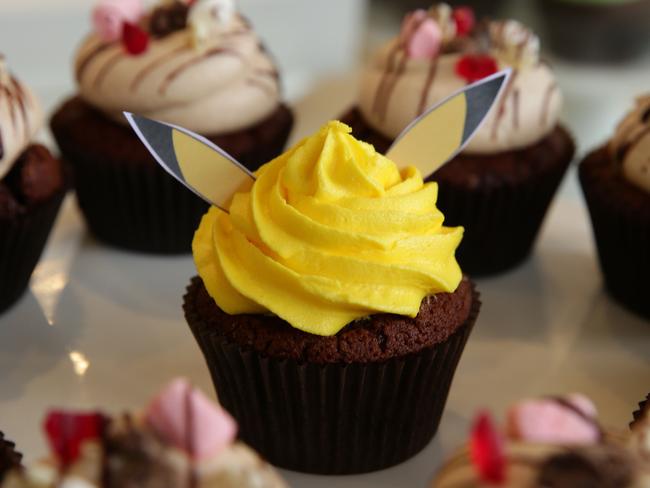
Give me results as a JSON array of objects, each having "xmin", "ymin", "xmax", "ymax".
[
  {"xmin": 50, "ymin": 97, "xmax": 294, "ymax": 254},
  {"xmin": 579, "ymin": 147, "xmax": 650, "ymax": 320},
  {"xmin": 0, "ymin": 145, "xmax": 66, "ymax": 314},
  {"xmin": 184, "ymin": 276, "xmax": 480, "ymax": 474},
  {"xmin": 342, "ymin": 107, "xmax": 575, "ymax": 276},
  {"xmin": 0, "ymin": 432, "xmax": 22, "ymax": 482}
]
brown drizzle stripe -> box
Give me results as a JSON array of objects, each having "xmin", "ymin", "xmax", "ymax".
[
  {"xmin": 491, "ymin": 70, "xmax": 518, "ymax": 140},
  {"xmin": 0, "ymin": 126, "xmax": 4, "ymax": 159},
  {"xmin": 159, "ymin": 48, "xmax": 240, "ymax": 95},
  {"xmin": 1, "ymin": 85, "xmax": 17, "ymax": 131},
  {"xmin": 11, "ymin": 77, "xmax": 28, "ymax": 139},
  {"xmin": 417, "ymin": 58, "xmax": 438, "ymax": 116},
  {"xmin": 376, "ymin": 51, "xmax": 408, "ymax": 122},
  {"xmin": 76, "ymin": 41, "xmax": 114, "ymax": 82},
  {"xmin": 540, "ymin": 82, "xmax": 557, "ymax": 127},
  {"xmin": 130, "ymin": 45, "xmax": 188, "ymax": 93},
  {"xmin": 93, "ymin": 50, "xmax": 126, "ymax": 90},
  {"xmin": 254, "ymin": 67, "xmax": 279, "ymax": 81},
  {"xmin": 372, "ymin": 43, "xmax": 402, "ymax": 117},
  {"xmin": 246, "ymin": 77, "xmax": 276, "ymax": 96},
  {"xmin": 513, "ymin": 88, "xmax": 520, "ymax": 129}
]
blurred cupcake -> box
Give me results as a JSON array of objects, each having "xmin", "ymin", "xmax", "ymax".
[
  {"xmin": 184, "ymin": 121, "xmax": 481, "ymax": 474},
  {"xmin": 50, "ymin": 0, "xmax": 293, "ymax": 254},
  {"xmin": 342, "ymin": 3, "xmax": 575, "ymax": 275},
  {"xmin": 631, "ymin": 393, "xmax": 650, "ymax": 428},
  {"xmin": 579, "ymin": 96, "xmax": 650, "ymax": 319},
  {"xmin": 2, "ymin": 379, "xmax": 287, "ymax": 488},
  {"xmin": 0, "ymin": 433, "xmax": 22, "ymax": 483},
  {"xmin": 0, "ymin": 55, "xmax": 66, "ymax": 313},
  {"xmin": 431, "ymin": 395, "xmax": 649, "ymax": 487}
]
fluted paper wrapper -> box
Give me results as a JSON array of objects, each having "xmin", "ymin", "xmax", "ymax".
[
  {"xmin": 185, "ymin": 282, "xmax": 480, "ymax": 474},
  {"xmin": 579, "ymin": 151, "xmax": 650, "ymax": 319},
  {"xmin": 0, "ymin": 191, "xmax": 65, "ymax": 313}
]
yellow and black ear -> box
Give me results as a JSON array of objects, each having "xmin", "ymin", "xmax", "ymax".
[
  {"xmin": 386, "ymin": 69, "xmax": 511, "ymax": 178},
  {"xmin": 124, "ymin": 113, "xmax": 254, "ymax": 212}
]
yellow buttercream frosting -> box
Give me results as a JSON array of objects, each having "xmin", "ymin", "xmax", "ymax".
[{"xmin": 192, "ymin": 121, "xmax": 464, "ymax": 336}]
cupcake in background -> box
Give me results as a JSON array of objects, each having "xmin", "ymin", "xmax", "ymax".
[
  {"xmin": 50, "ymin": 0, "xmax": 293, "ymax": 254},
  {"xmin": 579, "ymin": 96, "xmax": 650, "ymax": 319},
  {"xmin": 0, "ymin": 55, "xmax": 66, "ymax": 314},
  {"xmin": 2, "ymin": 379, "xmax": 287, "ymax": 488},
  {"xmin": 343, "ymin": 3, "xmax": 575, "ymax": 275},
  {"xmin": 431, "ymin": 395, "xmax": 650, "ymax": 487},
  {"xmin": 0, "ymin": 433, "xmax": 22, "ymax": 483},
  {"xmin": 632, "ymin": 393, "xmax": 650, "ymax": 429}
]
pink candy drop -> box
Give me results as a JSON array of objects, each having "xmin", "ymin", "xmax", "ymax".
[{"xmin": 92, "ymin": 0, "xmax": 144, "ymax": 42}]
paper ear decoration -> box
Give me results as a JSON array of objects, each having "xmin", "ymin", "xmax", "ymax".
[
  {"xmin": 125, "ymin": 69, "xmax": 509, "ymax": 209},
  {"xmin": 124, "ymin": 112, "xmax": 254, "ymax": 212},
  {"xmin": 386, "ymin": 69, "xmax": 511, "ymax": 177}
]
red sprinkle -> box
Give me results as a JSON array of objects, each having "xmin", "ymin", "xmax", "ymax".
[
  {"xmin": 44, "ymin": 411, "xmax": 106, "ymax": 467},
  {"xmin": 122, "ymin": 22, "xmax": 150, "ymax": 55},
  {"xmin": 455, "ymin": 55, "xmax": 499, "ymax": 84},
  {"xmin": 470, "ymin": 411, "xmax": 506, "ymax": 484},
  {"xmin": 452, "ymin": 7, "xmax": 476, "ymax": 37}
]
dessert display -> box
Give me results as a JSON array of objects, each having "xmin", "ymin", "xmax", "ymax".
[
  {"xmin": 0, "ymin": 433, "xmax": 21, "ymax": 483},
  {"xmin": 431, "ymin": 395, "xmax": 650, "ymax": 487},
  {"xmin": 0, "ymin": 55, "xmax": 66, "ymax": 313},
  {"xmin": 50, "ymin": 0, "xmax": 293, "ymax": 254},
  {"xmin": 579, "ymin": 95, "xmax": 650, "ymax": 319},
  {"xmin": 1, "ymin": 379, "xmax": 287, "ymax": 488},
  {"xmin": 343, "ymin": 3, "xmax": 575, "ymax": 275}
]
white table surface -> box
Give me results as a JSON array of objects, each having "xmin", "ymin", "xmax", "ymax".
[{"xmin": 1, "ymin": 2, "xmax": 650, "ymax": 487}]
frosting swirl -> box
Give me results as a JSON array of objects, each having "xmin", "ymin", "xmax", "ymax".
[
  {"xmin": 359, "ymin": 7, "xmax": 562, "ymax": 154},
  {"xmin": 75, "ymin": 5, "xmax": 281, "ymax": 134},
  {"xmin": 609, "ymin": 95, "xmax": 650, "ymax": 194},
  {"xmin": 193, "ymin": 121, "xmax": 463, "ymax": 336},
  {"xmin": 0, "ymin": 56, "xmax": 42, "ymax": 180}
]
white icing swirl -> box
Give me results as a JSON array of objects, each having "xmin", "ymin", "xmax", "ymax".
[
  {"xmin": 0, "ymin": 57, "xmax": 43, "ymax": 180},
  {"xmin": 610, "ymin": 95, "xmax": 650, "ymax": 194},
  {"xmin": 358, "ymin": 18, "xmax": 562, "ymax": 154},
  {"xmin": 75, "ymin": 13, "xmax": 281, "ymax": 134}
]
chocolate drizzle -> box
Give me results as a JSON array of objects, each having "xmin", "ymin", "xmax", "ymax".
[
  {"xmin": 130, "ymin": 45, "xmax": 188, "ymax": 92},
  {"xmin": 491, "ymin": 70, "xmax": 518, "ymax": 140},
  {"xmin": 0, "ymin": 127, "xmax": 4, "ymax": 161},
  {"xmin": 159, "ymin": 47, "xmax": 240, "ymax": 95},
  {"xmin": 541, "ymin": 82, "xmax": 558, "ymax": 127},
  {"xmin": 93, "ymin": 50, "xmax": 125, "ymax": 90},
  {"xmin": 76, "ymin": 42, "xmax": 113, "ymax": 82},
  {"xmin": 417, "ymin": 58, "xmax": 439, "ymax": 116},
  {"xmin": 372, "ymin": 45, "xmax": 408, "ymax": 123}
]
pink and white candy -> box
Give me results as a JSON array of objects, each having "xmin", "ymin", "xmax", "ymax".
[
  {"xmin": 92, "ymin": 0, "xmax": 144, "ymax": 42},
  {"xmin": 144, "ymin": 378, "xmax": 237, "ymax": 460},
  {"xmin": 506, "ymin": 394, "xmax": 600, "ymax": 445},
  {"xmin": 399, "ymin": 10, "xmax": 442, "ymax": 61}
]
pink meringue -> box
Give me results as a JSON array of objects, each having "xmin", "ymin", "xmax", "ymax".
[
  {"xmin": 144, "ymin": 378, "xmax": 237, "ymax": 460},
  {"xmin": 400, "ymin": 10, "xmax": 442, "ymax": 60},
  {"xmin": 506, "ymin": 394, "xmax": 600, "ymax": 445},
  {"xmin": 92, "ymin": 0, "xmax": 144, "ymax": 42}
]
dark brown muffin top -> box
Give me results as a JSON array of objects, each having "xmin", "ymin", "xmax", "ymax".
[
  {"xmin": 0, "ymin": 432, "xmax": 22, "ymax": 481},
  {"xmin": 0, "ymin": 144, "xmax": 64, "ymax": 219},
  {"xmin": 185, "ymin": 275, "xmax": 477, "ymax": 364}
]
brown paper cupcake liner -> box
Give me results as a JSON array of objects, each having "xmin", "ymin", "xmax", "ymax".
[
  {"xmin": 184, "ymin": 281, "xmax": 480, "ymax": 475},
  {"xmin": 579, "ymin": 149, "xmax": 650, "ymax": 319},
  {"xmin": 51, "ymin": 100, "xmax": 294, "ymax": 254},
  {"xmin": 630, "ymin": 394, "xmax": 650, "ymax": 429},
  {"xmin": 433, "ymin": 153, "xmax": 572, "ymax": 276},
  {"xmin": 0, "ymin": 190, "xmax": 66, "ymax": 314},
  {"xmin": 0, "ymin": 432, "xmax": 22, "ymax": 481}
]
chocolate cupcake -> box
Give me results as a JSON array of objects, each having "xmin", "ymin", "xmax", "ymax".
[
  {"xmin": 0, "ymin": 433, "xmax": 22, "ymax": 482},
  {"xmin": 1, "ymin": 379, "xmax": 287, "ymax": 488},
  {"xmin": 51, "ymin": 0, "xmax": 293, "ymax": 254},
  {"xmin": 183, "ymin": 121, "xmax": 481, "ymax": 474},
  {"xmin": 342, "ymin": 3, "xmax": 575, "ymax": 276},
  {"xmin": 0, "ymin": 56, "xmax": 66, "ymax": 313},
  {"xmin": 579, "ymin": 96, "xmax": 650, "ymax": 319},
  {"xmin": 431, "ymin": 395, "xmax": 647, "ymax": 487}
]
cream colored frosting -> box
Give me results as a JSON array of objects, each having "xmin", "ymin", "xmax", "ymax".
[
  {"xmin": 610, "ymin": 95, "xmax": 650, "ymax": 194},
  {"xmin": 0, "ymin": 56, "xmax": 42, "ymax": 180},
  {"xmin": 75, "ymin": 13, "xmax": 281, "ymax": 134},
  {"xmin": 359, "ymin": 18, "xmax": 562, "ymax": 155}
]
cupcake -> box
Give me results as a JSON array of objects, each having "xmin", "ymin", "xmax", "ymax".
[
  {"xmin": 0, "ymin": 433, "xmax": 22, "ymax": 483},
  {"xmin": 579, "ymin": 96, "xmax": 650, "ymax": 319},
  {"xmin": 0, "ymin": 55, "xmax": 66, "ymax": 313},
  {"xmin": 50, "ymin": 0, "xmax": 293, "ymax": 254},
  {"xmin": 342, "ymin": 3, "xmax": 575, "ymax": 275},
  {"xmin": 2, "ymin": 379, "xmax": 287, "ymax": 488},
  {"xmin": 181, "ymin": 121, "xmax": 481, "ymax": 474},
  {"xmin": 431, "ymin": 395, "xmax": 650, "ymax": 486}
]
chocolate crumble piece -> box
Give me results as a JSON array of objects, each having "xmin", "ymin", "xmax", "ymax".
[{"xmin": 149, "ymin": 1, "xmax": 190, "ymax": 38}]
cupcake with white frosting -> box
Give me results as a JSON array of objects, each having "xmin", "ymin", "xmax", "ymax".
[
  {"xmin": 579, "ymin": 95, "xmax": 650, "ymax": 319},
  {"xmin": 342, "ymin": 3, "xmax": 576, "ymax": 275},
  {"xmin": 50, "ymin": 0, "xmax": 293, "ymax": 254},
  {"xmin": 0, "ymin": 54, "xmax": 66, "ymax": 313},
  {"xmin": 2, "ymin": 379, "xmax": 287, "ymax": 488}
]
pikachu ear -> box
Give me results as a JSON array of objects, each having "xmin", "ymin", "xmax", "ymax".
[
  {"xmin": 124, "ymin": 113, "xmax": 254, "ymax": 212},
  {"xmin": 386, "ymin": 69, "xmax": 511, "ymax": 178}
]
